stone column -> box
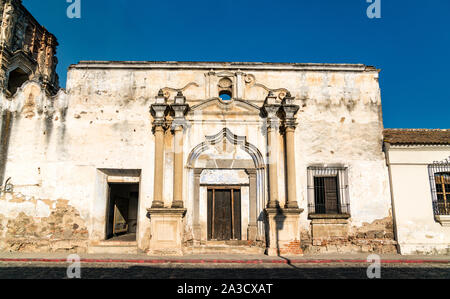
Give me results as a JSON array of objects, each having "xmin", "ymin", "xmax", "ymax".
[
  {"xmin": 150, "ymin": 90, "xmax": 168, "ymax": 208},
  {"xmin": 282, "ymin": 93, "xmax": 300, "ymax": 209},
  {"xmin": 193, "ymin": 168, "xmax": 202, "ymax": 244},
  {"xmin": 246, "ymin": 168, "xmax": 258, "ymax": 241},
  {"xmin": 171, "ymin": 91, "xmax": 189, "ymax": 208},
  {"xmin": 263, "ymin": 91, "xmax": 304, "ymax": 256},
  {"xmin": 235, "ymin": 71, "xmax": 244, "ymax": 99},
  {"xmin": 147, "ymin": 90, "xmax": 188, "ymax": 256},
  {"xmin": 262, "ymin": 91, "xmax": 281, "ymax": 208}
]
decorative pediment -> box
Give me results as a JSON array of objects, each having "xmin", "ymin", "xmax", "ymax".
[{"xmin": 189, "ymin": 98, "xmax": 260, "ymax": 115}]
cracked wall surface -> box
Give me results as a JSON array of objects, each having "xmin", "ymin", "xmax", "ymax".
[{"xmin": 0, "ymin": 62, "xmax": 396, "ymax": 254}]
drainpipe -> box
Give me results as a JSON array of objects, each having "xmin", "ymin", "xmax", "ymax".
[{"xmin": 384, "ymin": 142, "xmax": 400, "ymax": 254}]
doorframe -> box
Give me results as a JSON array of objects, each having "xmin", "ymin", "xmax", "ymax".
[
  {"xmin": 193, "ymin": 167, "xmax": 262, "ymax": 244},
  {"xmin": 105, "ymin": 182, "xmax": 140, "ymax": 240},
  {"xmin": 93, "ymin": 169, "xmax": 141, "ymax": 242},
  {"xmin": 207, "ymin": 186, "xmax": 242, "ymax": 241}
]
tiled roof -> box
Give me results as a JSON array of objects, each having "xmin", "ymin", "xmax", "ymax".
[{"xmin": 384, "ymin": 129, "xmax": 450, "ymax": 145}]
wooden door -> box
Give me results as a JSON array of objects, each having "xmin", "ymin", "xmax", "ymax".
[{"xmin": 207, "ymin": 188, "xmax": 241, "ymax": 240}]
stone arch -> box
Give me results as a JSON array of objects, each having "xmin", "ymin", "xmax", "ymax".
[
  {"xmin": 187, "ymin": 128, "xmax": 266, "ymax": 244},
  {"xmin": 187, "ymin": 127, "xmax": 265, "ymax": 169},
  {"xmin": 7, "ymin": 66, "xmax": 31, "ymax": 96}
]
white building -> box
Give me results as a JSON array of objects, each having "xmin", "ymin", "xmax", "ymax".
[{"xmin": 385, "ymin": 129, "xmax": 450, "ymax": 255}]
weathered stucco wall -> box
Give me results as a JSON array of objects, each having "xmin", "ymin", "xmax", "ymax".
[
  {"xmin": 388, "ymin": 146, "xmax": 450, "ymax": 255},
  {"xmin": 0, "ymin": 62, "xmax": 394, "ymax": 254}
]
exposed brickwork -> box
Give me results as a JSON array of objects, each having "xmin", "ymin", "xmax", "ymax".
[
  {"xmin": 0, "ymin": 194, "xmax": 88, "ymax": 253},
  {"xmin": 278, "ymin": 241, "xmax": 303, "ymax": 255},
  {"xmin": 302, "ymin": 216, "xmax": 398, "ymax": 254}
]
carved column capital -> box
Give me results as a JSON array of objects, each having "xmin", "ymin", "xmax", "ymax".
[
  {"xmin": 171, "ymin": 104, "xmax": 189, "ymax": 131},
  {"xmin": 150, "ymin": 103, "xmax": 168, "ymax": 131},
  {"xmin": 150, "ymin": 90, "xmax": 169, "ymax": 130},
  {"xmin": 282, "ymin": 104, "xmax": 300, "ymax": 130},
  {"xmin": 262, "ymin": 91, "xmax": 282, "ymax": 129},
  {"xmin": 193, "ymin": 168, "xmax": 203, "ymax": 177},
  {"xmin": 171, "ymin": 91, "xmax": 190, "ymax": 131},
  {"xmin": 245, "ymin": 168, "xmax": 257, "ymax": 177},
  {"xmin": 282, "ymin": 92, "xmax": 300, "ymax": 130},
  {"xmin": 262, "ymin": 104, "xmax": 282, "ymax": 130}
]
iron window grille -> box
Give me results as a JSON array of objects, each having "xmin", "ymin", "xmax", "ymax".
[
  {"xmin": 307, "ymin": 166, "xmax": 350, "ymax": 215},
  {"xmin": 428, "ymin": 158, "xmax": 450, "ymax": 216}
]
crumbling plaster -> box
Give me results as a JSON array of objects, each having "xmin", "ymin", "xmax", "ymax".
[{"xmin": 0, "ymin": 62, "xmax": 393, "ymax": 253}]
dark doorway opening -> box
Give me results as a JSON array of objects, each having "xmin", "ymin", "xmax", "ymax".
[
  {"xmin": 207, "ymin": 187, "xmax": 241, "ymax": 241},
  {"xmin": 7, "ymin": 68, "xmax": 29, "ymax": 95},
  {"xmin": 106, "ymin": 183, "xmax": 139, "ymax": 241}
]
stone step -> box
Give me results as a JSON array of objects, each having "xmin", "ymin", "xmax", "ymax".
[
  {"xmin": 88, "ymin": 241, "xmax": 138, "ymax": 254},
  {"xmin": 184, "ymin": 245, "xmax": 266, "ymax": 255}
]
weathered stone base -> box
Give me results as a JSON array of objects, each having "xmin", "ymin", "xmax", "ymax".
[
  {"xmin": 147, "ymin": 208, "xmax": 186, "ymax": 256},
  {"xmin": 398, "ymin": 243, "xmax": 450, "ymax": 255},
  {"xmin": 265, "ymin": 207, "xmax": 304, "ymax": 256},
  {"xmin": 302, "ymin": 215, "xmax": 398, "ymax": 254},
  {"xmin": 303, "ymin": 239, "xmax": 398, "ymax": 254},
  {"xmin": 0, "ymin": 195, "xmax": 89, "ymax": 253},
  {"xmin": 0, "ymin": 239, "xmax": 88, "ymax": 253}
]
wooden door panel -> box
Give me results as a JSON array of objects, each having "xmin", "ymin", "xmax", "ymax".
[
  {"xmin": 215, "ymin": 190, "xmax": 231, "ymax": 240},
  {"xmin": 233, "ymin": 189, "xmax": 241, "ymax": 240},
  {"xmin": 207, "ymin": 188, "xmax": 242, "ymax": 241},
  {"xmin": 207, "ymin": 189, "xmax": 213, "ymax": 240}
]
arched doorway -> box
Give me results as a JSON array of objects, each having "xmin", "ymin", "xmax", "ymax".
[{"xmin": 187, "ymin": 128, "xmax": 266, "ymax": 245}]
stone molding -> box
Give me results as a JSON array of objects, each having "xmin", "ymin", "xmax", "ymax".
[
  {"xmin": 71, "ymin": 61, "xmax": 372, "ymax": 73},
  {"xmin": 435, "ymin": 215, "xmax": 450, "ymax": 227},
  {"xmin": 308, "ymin": 213, "xmax": 351, "ymax": 220},
  {"xmin": 186, "ymin": 127, "xmax": 265, "ymax": 169}
]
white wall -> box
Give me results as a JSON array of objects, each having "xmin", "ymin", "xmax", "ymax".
[
  {"xmin": 0, "ymin": 62, "xmax": 392, "ymax": 252},
  {"xmin": 388, "ymin": 145, "xmax": 450, "ymax": 254}
]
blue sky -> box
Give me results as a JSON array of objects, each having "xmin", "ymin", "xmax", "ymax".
[{"xmin": 23, "ymin": 0, "xmax": 450, "ymax": 129}]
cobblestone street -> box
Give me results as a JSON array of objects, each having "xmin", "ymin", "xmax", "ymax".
[{"xmin": 0, "ymin": 261, "xmax": 449, "ymax": 279}]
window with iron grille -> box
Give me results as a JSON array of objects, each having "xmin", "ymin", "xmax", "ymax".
[
  {"xmin": 428, "ymin": 160, "xmax": 450, "ymax": 216},
  {"xmin": 307, "ymin": 166, "xmax": 350, "ymax": 215}
]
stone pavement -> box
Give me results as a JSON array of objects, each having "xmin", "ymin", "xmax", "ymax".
[
  {"xmin": 0, "ymin": 253, "xmax": 448, "ymax": 279},
  {"xmin": 0, "ymin": 261, "xmax": 448, "ymax": 279},
  {"xmin": 0, "ymin": 252, "xmax": 449, "ymax": 263}
]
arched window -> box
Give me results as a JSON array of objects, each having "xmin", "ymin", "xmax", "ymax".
[
  {"xmin": 218, "ymin": 77, "xmax": 233, "ymax": 100},
  {"xmin": 219, "ymin": 90, "xmax": 232, "ymax": 101},
  {"xmin": 7, "ymin": 67, "xmax": 29, "ymax": 95}
]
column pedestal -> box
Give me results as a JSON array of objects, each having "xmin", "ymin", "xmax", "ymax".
[
  {"xmin": 147, "ymin": 208, "xmax": 186, "ymax": 256},
  {"xmin": 247, "ymin": 224, "xmax": 258, "ymax": 242},
  {"xmin": 265, "ymin": 207, "xmax": 304, "ymax": 256}
]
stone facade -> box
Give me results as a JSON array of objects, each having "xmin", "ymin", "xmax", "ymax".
[{"xmin": 0, "ymin": 2, "xmax": 400, "ymax": 255}]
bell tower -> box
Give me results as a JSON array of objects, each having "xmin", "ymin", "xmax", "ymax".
[{"xmin": 0, "ymin": 0, "xmax": 59, "ymax": 96}]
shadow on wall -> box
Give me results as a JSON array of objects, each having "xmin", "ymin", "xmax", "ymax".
[{"xmin": 0, "ymin": 110, "xmax": 13, "ymax": 188}]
